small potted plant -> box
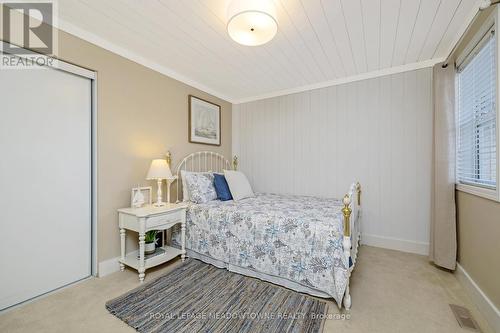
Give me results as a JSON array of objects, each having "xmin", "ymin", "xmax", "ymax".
[{"xmin": 144, "ymin": 230, "xmax": 158, "ymax": 255}]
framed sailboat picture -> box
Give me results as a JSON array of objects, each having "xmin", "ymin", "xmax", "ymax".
[{"xmin": 189, "ymin": 95, "xmax": 221, "ymax": 146}]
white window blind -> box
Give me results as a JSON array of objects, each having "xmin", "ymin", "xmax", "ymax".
[{"xmin": 457, "ymin": 29, "xmax": 497, "ymax": 189}]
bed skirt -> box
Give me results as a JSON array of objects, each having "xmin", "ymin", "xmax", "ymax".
[{"xmin": 186, "ymin": 249, "xmax": 332, "ymax": 299}]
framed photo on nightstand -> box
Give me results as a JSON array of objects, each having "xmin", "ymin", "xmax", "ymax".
[{"xmin": 131, "ymin": 186, "xmax": 152, "ymax": 208}]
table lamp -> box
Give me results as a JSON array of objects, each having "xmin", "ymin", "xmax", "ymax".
[{"xmin": 146, "ymin": 158, "xmax": 176, "ymax": 206}]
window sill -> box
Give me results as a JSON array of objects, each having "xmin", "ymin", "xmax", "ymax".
[{"xmin": 455, "ymin": 183, "xmax": 500, "ymax": 202}]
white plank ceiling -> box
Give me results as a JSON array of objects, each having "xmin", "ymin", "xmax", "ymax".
[{"xmin": 58, "ymin": 0, "xmax": 479, "ymax": 103}]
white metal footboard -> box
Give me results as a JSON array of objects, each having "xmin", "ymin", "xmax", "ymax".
[{"xmin": 341, "ymin": 182, "xmax": 361, "ymax": 310}]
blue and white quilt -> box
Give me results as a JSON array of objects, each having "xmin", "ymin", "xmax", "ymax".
[{"xmin": 174, "ymin": 193, "xmax": 349, "ymax": 305}]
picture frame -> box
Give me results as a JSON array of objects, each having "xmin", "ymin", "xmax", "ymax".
[
  {"xmin": 130, "ymin": 186, "xmax": 152, "ymax": 208},
  {"xmin": 189, "ymin": 95, "xmax": 221, "ymax": 146}
]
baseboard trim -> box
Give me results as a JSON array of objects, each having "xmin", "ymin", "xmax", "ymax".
[
  {"xmin": 456, "ymin": 263, "xmax": 500, "ymax": 333},
  {"xmin": 361, "ymin": 233, "xmax": 429, "ymax": 255},
  {"xmin": 98, "ymin": 256, "xmax": 120, "ymax": 277}
]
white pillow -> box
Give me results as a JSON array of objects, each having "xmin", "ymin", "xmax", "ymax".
[{"xmin": 223, "ymin": 170, "xmax": 254, "ymax": 201}]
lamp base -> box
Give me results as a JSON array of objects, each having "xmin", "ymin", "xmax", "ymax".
[{"xmin": 153, "ymin": 179, "xmax": 165, "ymax": 207}]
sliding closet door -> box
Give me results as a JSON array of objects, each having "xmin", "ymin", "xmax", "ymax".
[{"xmin": 0, "ymin": 58, "xmax": 92, "ymax": 310}]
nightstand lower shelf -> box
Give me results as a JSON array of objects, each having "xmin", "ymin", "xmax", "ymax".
[
  {"xmin": 118, "ymin": 203, "xmax": 187, "ymax": 282},
  {"xmin": 119, "ymin": 246, "xmax": 183, "ymax": 271}
]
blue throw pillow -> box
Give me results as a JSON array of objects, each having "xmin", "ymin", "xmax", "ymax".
[{"xmin": 213, "ymin": 173, "xmax": 233, "ymax": 201}]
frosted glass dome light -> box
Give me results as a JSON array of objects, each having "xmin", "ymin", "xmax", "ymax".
[{"xmin": 227, "ymin": 0, "xmax": 278, "ymax": 46}]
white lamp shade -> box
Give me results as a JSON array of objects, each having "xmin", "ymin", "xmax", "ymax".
[
  {"xmin": 227, "ymin": 0, "xmax": 277, "ymax": 46},
  {"xmin": 146, "ymin": 159, "xmax": 173, "ymax": 180}
]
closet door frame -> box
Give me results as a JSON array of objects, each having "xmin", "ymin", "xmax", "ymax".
[{"xmin": 1, "ymin": 41, "xmax": 98, "ymax": 277}]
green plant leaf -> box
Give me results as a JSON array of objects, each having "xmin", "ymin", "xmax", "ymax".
[{"xmin": 145, "ymin": 230, "xmax": 158, "ymax": 243}]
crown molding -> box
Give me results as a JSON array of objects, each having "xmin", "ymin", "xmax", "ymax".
[
  {"xmin": 234, "ymin": 0, "xmax": 483, "ymax": 104},
  {"xmin": 55, "ymin": 0, "xmax": 481, "ymax": 106},
  {"xmin": 57, "ymin": 19, "xmax": 235, "ymax": 103},
  {"xmin": 233, "ymin": 58, "xmax": 444, "ymax": 104},
  {"xmin": 56, "ymin": 19, "xmax": 445, "ymax": 106}
]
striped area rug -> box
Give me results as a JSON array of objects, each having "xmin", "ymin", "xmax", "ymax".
[{"xmin": 106, "ymin": 259, "xmax": 329, "ymax": 333}]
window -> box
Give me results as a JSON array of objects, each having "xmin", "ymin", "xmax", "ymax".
[{"xmin": 456, "ymin": 28, "xmax": 497, "ymax": 193}]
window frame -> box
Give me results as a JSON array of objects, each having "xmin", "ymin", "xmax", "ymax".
[{"xmin": 455, "ymin": 8, "xmax": 500, "ymax": 202}]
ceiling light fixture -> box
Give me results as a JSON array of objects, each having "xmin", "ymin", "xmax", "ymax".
[{"xmin": 227, "ymin": 0, "xmax": 278, "ymax": 46}]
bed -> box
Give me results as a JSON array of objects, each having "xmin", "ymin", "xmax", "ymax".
[{"xmin": 171, "ymin": 151, "xmax": 361, "ymax": 310}]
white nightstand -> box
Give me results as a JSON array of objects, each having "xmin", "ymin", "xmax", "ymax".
[{"xmin": 117, "ymin": 203, "xmax": 187, "ymax": 282}]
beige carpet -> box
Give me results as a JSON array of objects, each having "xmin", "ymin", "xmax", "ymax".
[{"xmin": 0, "ymin": 246, "xmax": 493, "ymax": 333}]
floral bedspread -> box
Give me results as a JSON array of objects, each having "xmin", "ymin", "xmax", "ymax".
[{"xmin": 174, "ymin": 193, "xmax": 349, "ymax": 305}]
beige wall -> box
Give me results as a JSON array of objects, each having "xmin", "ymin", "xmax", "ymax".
[
  {"xmin": 456, "ymin": 191, "xmax": 500, "ymax": 308},
  {"xmin": 59, "ymin": 33, "xmax": 231, "ymax": 262},
  {"xmin": 57, "ymin": 31, "xmax": 232, "ymax": 263},
  {"xmin": 453, "ymin": 7, "xmax": 500, "ymax": 309},
  {"xmin": 2, "ymin": 17, "xmax": 232, "ymax": 264}
]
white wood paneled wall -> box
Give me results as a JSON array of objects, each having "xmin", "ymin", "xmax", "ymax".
[{"xmin": 232, "ymin": 68, "xmax": 433, "ymax": 255}]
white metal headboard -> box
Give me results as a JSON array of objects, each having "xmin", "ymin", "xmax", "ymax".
[{"xmin": 174, "ymin": 151, "xmax": 233, "ymax": 203}]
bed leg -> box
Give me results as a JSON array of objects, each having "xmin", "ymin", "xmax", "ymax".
[
  {"xmin": 342, "ymin": 195, "xmax": 352, "ymax": 310},
  {"xmin": 344, "ymin": 285, "xmax": 351, "ymax": 310},
  {"xmin": 343, "ymin": 235, "xmax": 352, "ymax": 310}
]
